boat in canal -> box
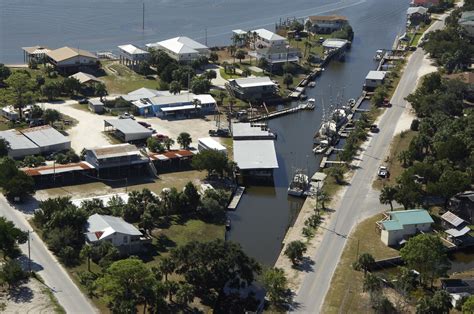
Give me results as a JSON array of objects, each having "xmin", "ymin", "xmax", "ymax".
[
  {"xmin": 313, "ymin": 139, "xmax": 329, "ymax": 154},
  {"xmin": 308, "ymin": 81, "xmax": 316, "ymax": 88},
  {"xmin": 288, "ymin": 169, "xmax": 310, "ymax": 197},
  {"xmin": 332, "ymin": 108, "xmax": 348, "ymax": 129},
  {"xmin": 314, "ymin": 120, "xmax": 337, "ymax": 145},
  {"xmin": 305, "ymin": 98, "xmax": 316, "ymax": 110}
]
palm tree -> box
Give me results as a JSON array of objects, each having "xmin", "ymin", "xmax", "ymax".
[
  {"xmin": 379, "ymin": 186, "xmax": 397, "ymax": 211},
  {"xmin": 80, "ymin": 245, "xmax": 93, "ymax": 272},
  {"xmin": 165, "ymin": 281, "xmax": 179, "ymax": 303},
  {"xmin": 231, "ymin": 33, "xmax": 241, "ymax": 47},
  {"xmin": 356, "ymin": 252, "xmax": 375, "ymax": 276},
  {"xmin": 252, "ymin": 31, "xmax": 258, "ymax": 50},
  {"xmin": 304, "ymin": 41, "xmax": 312, "ymax": 58},
  {"xmin": 235, "ymin": 50, "xmax": 246, "ymax": 63},
  {"xmin": 397, "ymin": 150, "xmax": 411, "ymax": 168},
  {"xmin": 163, "ymin": 138, "xmax": 175, "ymax": 150},
  {"xmin": 159, "ymin": 257, "xmax": 175, "ymax": 282},
  {"xmin": 169, "ymin": 81, "xmax": 181, "ymax": 95},
  {"xmin": 222, "ymin": 61, "xmax": 229, "ymax": 74},
  {"xmin": 176, "ymin": 283, "xmax": 194, "ymax": 307},
  {"xmin": 217, "ymin": 91, "xmax": 226, "ymax": 105},
  {"xmin": 283, "ymin": 73, "xmax": 294, "ymax": 89},
  {"xmin": 94, "ymin": 82, "xmax": 107, "ymax": 101},
  {"xmin": 317, "ymin": 190, "xmax": 331, "ymax": 210}
]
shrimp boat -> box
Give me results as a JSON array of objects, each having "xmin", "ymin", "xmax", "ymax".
[{"xmin": 288, "ymin": 169, "xmax": 310, "ymax": 197}]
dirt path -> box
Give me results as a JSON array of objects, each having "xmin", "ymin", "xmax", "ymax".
[{"xmin": 0, "ymin": 278, "xmax": 59, "ymax": 313}]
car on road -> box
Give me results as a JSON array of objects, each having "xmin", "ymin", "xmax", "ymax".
[
  {"xmin": 378, "ymin": 166, "xmax": 389, "ymax": 178},
  {"xmin": 370, "ymin": 124, "xmax": 379, "ymax": 133},
  {"xmin": 78, "ymin": 98, "xmax": 89, "ymax": 104}
]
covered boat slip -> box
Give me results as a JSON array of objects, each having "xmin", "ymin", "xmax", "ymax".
[
  {"xmin": 22, "ymin": 161, "xmax": 96, "ymax": 186},
  {"xmin": 233, "ymin": 139, "xmax": 279, "ymax": 182}
]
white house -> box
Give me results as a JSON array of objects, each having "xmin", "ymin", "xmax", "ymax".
[
  {"xmin": 118, "ymin": 44, "xmax": 150, "ymax": 69},
  {"xmin": 305, "ymin": 15, "xmax": 348, "ymax": 34},
  {"xmin": 85, "ymin": 213, "xmax": 146, "ymax": 253},
  {"xmin": 365, "ymin": 70, "xmax": 387, "ymax": 89},
  {"xmin": 378, "ymin": 209, "xmax": 434, "ymax": 246},
  {"xmin": 146, "ymin": 36, "xmax": 210, "ymax": 62},
  {"xmin": 252, "ymin": 29, "xmax": 288, "ymax": 48}
]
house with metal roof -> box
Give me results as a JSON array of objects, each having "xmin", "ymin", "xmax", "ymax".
[
  {"xmin": 22, "ymin": 45, "xmax": 50, "ymax": 64},
  {"xmin": 104, "ymin": 119, "xmax": 153, "ymax": 142},
  {"xmin": 46, "ymin": 46, "xmax": 98, "ymax": 72},
  {"xmin": 85, "ymin": 213, "xmax": 148, "ymax": 253},
  {"xmin": 252, "ymin": 29, "xmax": 287, "ymax": 48},
  {"xmin": 232, "ymin": 123, "xmax": 276, "ymax": 140},
  {"xmin": 249, "ymin": 45, "xmax": 300, "ymax": 66},
  {"xmin": 377, "ymin": 209, "xmax": 434, "ymax": 246},
  {"xmin": 84, "ymin": 143, "xmax": 150, "ymax": 170},
  {"xmin": 88, "ymin": 98, "xmax": 105, "ymax": 113},
  {"xmin": 69, "ymin": 72, "xmax": 101, "ymax": 85},
  {"xmin": 305, "ymin": 15, "xmax": 348, "ymax": 34},
  {"xmin": 146, "ymin": 36, "xmax": 209, "ymax": 62},
  {"xmin": 322, "ymin": 38, "xmax": 350, "ymax": 52},
  {"xmin": 227, "ymin": 76, "xmax": 278, "ymax": 102},
  {"xmin": 233, "ymin": 139, "xmax": 279, "ymax": 179},
  {"xmin": 118, "ymin": 44, "xmax": 150, "ymax": 69}
]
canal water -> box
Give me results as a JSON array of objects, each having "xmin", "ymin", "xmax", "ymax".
[{"xmin": 1, "ymin": 0, "xmax": 411, "ymax": 265}]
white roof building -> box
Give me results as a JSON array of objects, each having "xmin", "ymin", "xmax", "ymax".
[
  {"xmin": 104, "ymin": 119, "xmax": 153, "ymax": 142},
  {"xmin": 0, "ymin": 129, "xmax": 41, "ymax": 158},
  {"xmin": 231, "ymin": 76, "xmax": 276, "ymax": 89},
  {"xmin": 232, "ymin": 123, "xmax": 275, "ymax": 140},
  {"xmin": 366, "ymin": 70, "xmax": 387, "ymax": 81},
  {"xmin": 71, "ymin": 193, "xmax": 130, "ymax": 208},
  {"xmin": 407, "ymin": 6, "xmax": 429, "ymax": 16},
  {"xmin": 198, "ymin": 137, "xmax": 227, "ymax": 154},
  {"xmin": 322, "ymin": 38, "xmax": 350, "ymax": 50},
  {"xmin": 252, "ymin": 28, "xmax": 286, "ymax": 42},
  {"xmin": 21, "ymin": 125, "xmax": 71, "ymax": 154},
  {"xmin": 146, "ymin": 36, "xmax": 209, "ymax": 62},
  {"xmin": 85, "ymin": 214, "xmax": 142, "ymax": 247},
  {"xmin": 118, "ymin": 44, "xmax": 149, "ymax": 55},
  {"xmin": 233, "ymin": 140, "xmax": 278, "ymax": 170}
]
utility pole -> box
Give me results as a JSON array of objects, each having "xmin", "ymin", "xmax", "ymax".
[
  {"xmin": 142, "ymin": 2, "xmax": 145, "ymax": 31},
  {"xmin": 205, "ymin": 28, "xmax": 208, "ymax": 47},
  {"xmin": 27, "ymin": 230, "xmax": 31, "ymax": 274}
]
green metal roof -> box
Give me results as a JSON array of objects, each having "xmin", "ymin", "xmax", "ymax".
[{"xmin": 382, "ymin": 209, "xmax": 434, "ymax": 231}]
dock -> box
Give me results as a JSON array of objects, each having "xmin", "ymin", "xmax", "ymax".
[
  {"xmin": 248, "ymin": 103, "xmax": 312, "ymax": 122},
  {"xmin": 227, "ymin": 186, "xmax": 245, "ymax": 210},
  {"xmin": 320, "ymin": 157, "xmax": 346, "ymax": 169}
]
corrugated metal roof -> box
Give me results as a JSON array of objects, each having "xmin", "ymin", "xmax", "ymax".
[
  {"xmin": 22, "ymin": 162, "xmax": 93, "ymax": 176},
  {"xmin": 69, "ymin": 72, "xmax": 101, "ymax": 84},
  {"xmin": 366, "ymin": 71, "xmax": 387, "ymax": 81},
  {"xmin": 118, "ymin": 44, "xmax": 149, "ymax": 55},
  {"xmin": 104, "ymin": 119, "xmax": 153, "ymax": 136},
  {"xmin": 384, "ymin": 209, "xmax": 434, "ymax": 231},
  {"xmin": 441, "ymin": 211, "xmax": 465, "ymax": 227},
  {"xmin": 0, "ymin": 129, "xmax": 40, "ymax": 152},
  {"xmin": 446, "ymin": 226, "xmax": 470, "ymax": 238},
  {"xmin": 149, "ymin": 93, "xmax": 195, "ymax": 106},
  {"xmin": 20, "ymin": 125, "xmax": 70, "ymax": 148},
  {"xmin": 232, "ymin": 123, "xmax": 274, "ymax": 139},
  {"xmin": 86, "ymin": 213, "xmax": 142, "ymax": 240},
  {"xmin": 232, "ymin": 76, "xmax": 276, "ymax": 88},
  {"xmin": 252, "ymin": 29, "xmax": 286, "ymax": 41},
  {"xmin": 147, "ymin": 36, "xmax": 208, "ymax": 54},
  {"xmin": 233, "ymin": 139, "xmax": 278, "ymax": 170}
]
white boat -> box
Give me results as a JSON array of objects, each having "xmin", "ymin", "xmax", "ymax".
[
  {"xmin": 305, "ymin": 98, "xmax": 316, "ymax": 110},
  {"xmin": 374, "ymin": 49, "xmax": 385, "ymax": 61},
  {"xmin": 347, "ymin": 98, "xmax": 356, "ymax": 107},
  {"xmin": 288, "ymin": 170, "xmax": 310, "ymax": 197},
  {"xmin": 314, "ymin": 120, "xmax": 337, "ymax": 145},
  {"xmin": 308, "ymin": 81, "xmax": 316, "ymax": 88},
  {"xmin": 332, "ymin": 109, "xmax": 348, "ymax": 129},
  {"xmin": 313, "ymin": 139, "xmax": 329, "ymax": 154}
]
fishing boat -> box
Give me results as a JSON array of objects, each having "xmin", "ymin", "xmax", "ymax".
[
  {"xmin": 347, "ymin": 98, "xmax": 356, "ymax": 107},
  {"xmin": 288, "ymin": 169, "xmax": 310, "ymax": 197},
  {"xmin": 308, "ymin": 81, "xmax": 316, "ymax": 88},
  {"xmin": 332, "ymin": 108, "xmax": 348, "ymax": 129},
  {"xmin": 314, "ymin": 120, "xmax": 337, "ymax": 145},
  {"xmin": 313, "ymin": 139, "xmax": 329, "ymax": 154},
  {"xmin": 305, "ymin": 98, "xmax": 316, "ymax": 110},
  {"xmin": 374, "ymin": 49, "xmax": 385, "ymax": 61}
]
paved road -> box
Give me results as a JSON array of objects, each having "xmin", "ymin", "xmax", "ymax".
[
  {"xmin": 292, "ymin": 13, "xmax": 451, "ymax": 313},
  {"xmin": 0, "ymin": 195, "xmax": 98, "ymax": 313}
]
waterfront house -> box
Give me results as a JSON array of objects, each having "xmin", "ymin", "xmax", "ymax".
[
  {"xmin": 251, "ymin": 29, "xmax": 288, "ymax": 48},
  {"xmin": 449, "ymin": 191, "xmax": 474, "ymax": 223},
  {"xmin": 407, "ymin": 7, "xmax": 429, "ymax": 26},
  {"xmin": 103, "ymin": 119, "xmax": 153, "ymax": 142},
  {"xmin": 322, "ymin": 38, "xmax": 350, "ymax": 53},
  {"xmin": 88, "ymin": 98, "xmax": 105, "ymax": 114},
  {"xmin": 305, "ymin": 15, "xmax": 348, "ymax": 34},
  {"xmin": 377, "ymin": 209, "xmax": 434, "ymax": 246},
  {"xmin": 146, "ymin": 36, "xmax": 210, "ymax": 63},
  {"xmin": 22, "ymin": 46, "xmax": 50, "ymax": 64},
  {"xmin": 249, "ymin": 45, "xmax": 300, "ymax": 67},
  {"xmin": 130, "ymin": 93, "xmax": 216, "ymax": 117},
  {"xmin": 232, "ymin": 29, "xmax": 248, "ymax": 47},
  {"xmin": 84, "ymin": 143, "xmax": 150, "ymax": 171},
  {"xmin": 441, "ymin": 211, "xmax": 470, "ymax": 244},
  {"xmin": 364, "ymin": 70, "xmax": 387, "ymax": 90},
  {"xmin": 118, "ymin": 44, "xmax": 150, "ymax": 70},
  {"xmin": 85, "ymin": 213, "xmax": 148, "ymax": 254},
  {"xmin": 459, "ymin": 11, "xmax": 474, "ymax": 37},
  {"xmin": 46, "ymin": 46, "xmax": 98, "ymax": 73},
  {"xmin": 226, "ymin": 76, "xmax": 278, "ymax": 102},
  {"xmin": 410, "ymin": 0, "xmax": 440, "ymax": 8}
]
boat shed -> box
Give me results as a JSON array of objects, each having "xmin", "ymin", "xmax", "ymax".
[
  {"xmin": 322, "ymin": 38, "xmax": 350, "ymax": 51},
  {"xmin": 0, "ymin": 129, "xmax": 41, "ymax": 158},
  {"xmin": 232, "ymin": 123, "xmax": 275, "ymax": 140},
  {"xmin": 233, "ymin": 139, "xmax": 278, "ymax": 173},
  {"xmin": 21, "ymin": 125, "xmax": 71, "ymax": 154},
  {"xmin": 365, "ymin": 70, "xmax": 387, "ymax": 89},
  {"xmin": 104, "ymin": 119, "xmax": 153, "ymax": 142}
]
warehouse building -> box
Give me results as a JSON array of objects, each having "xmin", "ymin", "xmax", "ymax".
[
  {"xmin": 0, "ymin": 126, "xmax": 70, "ymax": 159},
  {"xmin": 104, "ymin": 119, "xmax": 153, "ymax": 142}
]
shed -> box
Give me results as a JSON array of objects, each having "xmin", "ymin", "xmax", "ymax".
[
  {"xmin": 365, "ymin": 71, "xmax": 387, "ymax": 89},
  {"xmin": 88, "ymin": 98, "xmax": 105, "ymax": 113},
  {"xmin": 198, "ymin": 137, "xmax": 227, "ymax": 155},
  {"xmin": 104, "ymin": 119, "xmax": 153, "ymax": 142}
]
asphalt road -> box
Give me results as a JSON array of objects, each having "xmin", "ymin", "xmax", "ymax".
[
  {"xmin": 0, "ymin": 195, "xmax": 98, "ymax": 313},
  {"xmin": 292, "ymin": 13, "xmax": 451, "ymax": 313}
]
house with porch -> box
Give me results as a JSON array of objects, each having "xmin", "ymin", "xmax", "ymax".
[
  {"xmin": 46, "ymin": 46, "xmax": 98, "ymax": 73},
  {"xmin": 450, "ymin": 191, "xmax": 474, "ymax": 223},
  {"xmin": 251, "ymin": 29, "xmax": 288, "ymax": 48},
  {"xmin": 118, "ymin": 44, "xmax": 150, "ymax": 70},
  {"xmin": 226, "ymin": 76, "xmax": 278, "ymax": 102},
  {"xmin": 364, "ymin": 70, "xmax": 387, "ymax": 90},
  {"xmin": 22, "ymin": 46, "xmax": 50, "ymax": 64},
  {"xmin": 305, "ymin": 15, "xmax": 348, "ymax": 34},
  {"xmin": 249, "ymin": 45, "xmax": 300, "ymax": 67},
  {"xmin": 146, "ymin": 36, "xmax": 209, "ymax": 62}
]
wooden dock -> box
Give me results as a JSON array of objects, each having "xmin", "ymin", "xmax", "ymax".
[
  {"xmin": 248, "ymin": 104, "xmax": 310, "ymax": 122},
  {"xmin": 227, "ymin": 186, "xmax": 245, "ymax": 210},
  {"xmin": 320, "ymin": 157, "xmax": 346, "ymax": 169}
]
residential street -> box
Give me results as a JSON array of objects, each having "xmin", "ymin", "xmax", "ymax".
[
  {"xmin": 291, "ymin": 13, "xmax": 450, "ymax": 313},
  {"xmin": 0, "ymin": 195, "xmax": 98, "ymax": 313}
]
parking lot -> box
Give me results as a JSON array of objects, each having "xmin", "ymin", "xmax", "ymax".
[{"xmin": 40, "ymin": 100, "xmax": 222, "ymax": 152}]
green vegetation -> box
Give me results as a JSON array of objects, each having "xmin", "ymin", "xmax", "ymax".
[
  {"xmin": 192, "ymin": 149, "xmax": 234, "ymax": 178},
  {"xmin": 100, "ymin": 61, "xmax": 158, "ymax": 94},
  {"xmin": 284, "ymin": 240, "xmax": 307, "ymax": 266},
  {"xmin": 0, "ymin": 157, "xmax": 35, "ymax": 201}
]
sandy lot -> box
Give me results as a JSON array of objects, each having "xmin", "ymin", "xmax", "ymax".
[
  {"xmin": 0, "ymin": 278, "xmax": 57, "ymax": 313},
  {"xmin": 40, "ymin": 101, "xmax": 221, "ymax": 153}
]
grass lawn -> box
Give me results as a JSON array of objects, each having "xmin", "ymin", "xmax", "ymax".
[
  {"xmin": 322, "ymin": 213, "xmax": 400, "ymax": 313},
  {"xmin": 372, "ymin": 130, "xmax": 417, "ymax": 190},
  {"xmin": 219, "ymin": 68, "xmax": 241, "ymax": 80},
  {"xmin": 100, "ymin": 61, "xmax": 160, "ymax": 94}
]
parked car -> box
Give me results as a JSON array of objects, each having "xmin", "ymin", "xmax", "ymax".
[
  {"xmin": 378, "ymin": 166, "xmax": 389, "ymax": 178},
  {"xmin": 209, "ymin": 129, "xmax": 231, "ymax": 137},
  {"xmin": 370, "ymin": 124, "xmax": 379, "ymax": 133},
  {"xmin": 119, "ymin": 113, "xmax": 135, "ymax": 120},
  {"xmin": 78, "ymin": 98, "xmax": 89, "ymax": 104},
  {"xmin": 154, "ymin": 134, "xmax": 169, "ymax": 142},
  {"xmin": 29, "ymin": 119, "xmax": 45, "ymax": 127}
]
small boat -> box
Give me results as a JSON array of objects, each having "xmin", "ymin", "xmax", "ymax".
[
  {"xmin": 308, "ymin": 81, "xmax": 316, "ymax": 88},
  {"xmin": 288, "ymin": 169, "xmax": 310, "ymax": 197},
  {"xmin": 299, "ymin": 94, "xmax": 307, "ymax": 100},
  {"xmin": 347, "ymin": 98, "xmax": 356, "ymax": 107},
  {"xmin": 374, "ymin": 49, "xmax": 385, "ymax": 61},
  {"xmin": 313, "ymin": 139, "xmax": 329, "ymax": 154},
  {"xmin": 305, "ymin": 98, "xmax": 316, "ymax": 110},
  {"xmin": 225, "ymin": 219, "xmax": 231, "ymax": 230}
]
